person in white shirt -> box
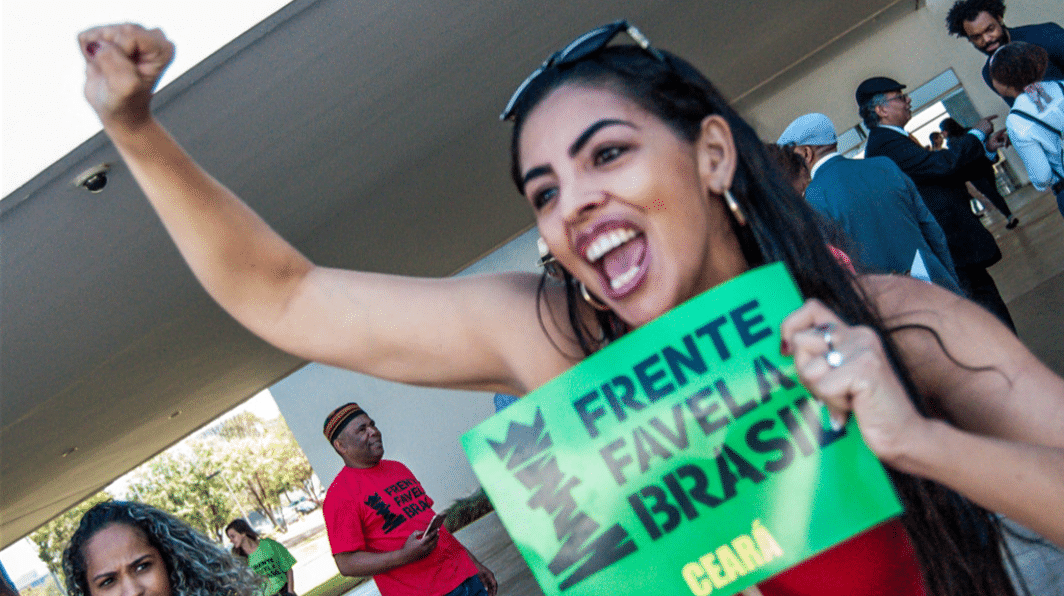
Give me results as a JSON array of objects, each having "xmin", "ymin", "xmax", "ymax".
[{"xmin": 990, "ymin": 41, "xmax": 1064, "ymax": 216}]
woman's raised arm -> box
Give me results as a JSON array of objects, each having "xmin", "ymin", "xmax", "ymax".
[{"xmin": 78, "ymin": 24, "xmax": 570, "ymax": 394}]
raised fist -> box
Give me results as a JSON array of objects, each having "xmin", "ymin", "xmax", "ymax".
[{"xmin": 78, "ymin": 23, "xmax": 175, "ymax": 129}]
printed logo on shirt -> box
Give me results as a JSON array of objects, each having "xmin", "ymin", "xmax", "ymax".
[
  {"xmin": 384, "ymin": 478, "xmax": 433, "ymax": 519},
  {"xmin": 252, "ymin": 558, "xmax": 285, "ymax": 576},
  {"xmin": 365, "ymin": 493, "xmax": 406, "ymax": 533}
]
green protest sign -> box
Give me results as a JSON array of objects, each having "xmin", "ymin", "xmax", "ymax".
[{"xmin": 461, "ymin": 263, "xmax": 902, "ymax": 596}]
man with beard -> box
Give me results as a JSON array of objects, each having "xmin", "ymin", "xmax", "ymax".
[
  {"xmin": 322, "ymin": 403, "xmax": 497, "ymax": 596},
  {"xmin": 858, "ymin": 76, "xmax": 1016, "ymax": 331},
  {"xmin": 946, "ymin": 0, "xmax": 1064, "ymax": 106}
]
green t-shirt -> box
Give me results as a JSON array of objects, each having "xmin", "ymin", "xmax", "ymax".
[{"xmin": 248, "ymin": 538, "xmax": 296, "ymax": 596}]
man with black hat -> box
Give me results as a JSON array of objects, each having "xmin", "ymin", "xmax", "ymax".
[
  {"xmin": 858, "ymin": 76, "xmax": 1016, "ymax": 331},
  {"xmin": 945, "ymin": 0, "xmax": 1063, "ymax": 107},
  {"xmin": 321, "ymin": 403, "xmax": 497, "ymax": 596}
]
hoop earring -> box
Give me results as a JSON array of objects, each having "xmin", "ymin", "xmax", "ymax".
[
  {"xmin": 579, "ymin": 282, "xmax": 611, "ymax": 311},
  {"xmin": 723, "ymin": 189, "xmax": 747, "ymax": 227}
]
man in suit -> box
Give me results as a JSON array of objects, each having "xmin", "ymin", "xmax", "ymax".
[
  {"xmin": 946, "ymin": 0, "xmax": 1064, "ymax": 106},
  {"xmin": 858, "ymin": 76, "xmax": 1016, "ymax": 330},
  {"xmin": 939, "ymin": 117, "xmax": 1020, "ymax": 229},
  {"xmin": 778, "ymin": 113, "xmax": 961, "ymax": 293}
]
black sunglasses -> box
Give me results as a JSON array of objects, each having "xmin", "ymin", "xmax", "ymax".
[{"xmin": 499, "ymin": 20, "xmax": 666, "ymax": 121}]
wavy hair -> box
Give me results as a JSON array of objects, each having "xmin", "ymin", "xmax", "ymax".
[
  {"xmin": 63, "ymin": 501, "xmax": 263, "ymax": 596},
  {"xmin": 946, "ymin": 0, "xmax": 1007, "ymax": 37},
  {"xmin": 507, "ymin": 43, "xmax": 1021, "ymax": 596},
  {"xmin": 224, "ymin": 518, "xmax": 259, "ymax": 557}
]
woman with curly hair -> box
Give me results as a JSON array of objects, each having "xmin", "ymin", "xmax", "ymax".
[{"xmin": 63, "ymin": 501, "xmax": 261, "ymax": 596}]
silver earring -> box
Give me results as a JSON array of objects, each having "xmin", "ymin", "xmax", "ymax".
[
  {"xmin": 723, "ymin": 189, "xmax": 747, "ymax": 227},
  {"xmin": 579, "ymin": 282, "xmax": 611, "ymax": 311}
]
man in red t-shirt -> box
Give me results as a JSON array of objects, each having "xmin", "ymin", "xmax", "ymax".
[{"xmin": 322, "ymin": 403, "xmax": 497, "ymax": 596}]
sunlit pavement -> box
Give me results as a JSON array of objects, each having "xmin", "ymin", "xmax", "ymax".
[
  {"xmin": 985, "ymin": 185, "xmax": 1064, "ymax": 377},
  {"xmin": 983, "ymin": 184, "xmax": 1064, "ymax": 594},
  {"xmin": 338, "ymin": 512, "xmax": 541, "ymax": 596},
  {"xmin": 270, "ymin": 509, "xmax": 344, "ymax": 592}
]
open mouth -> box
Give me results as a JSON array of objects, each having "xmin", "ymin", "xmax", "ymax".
[{"xmin": 582, "ymin": 224, "xmax": 648, "ymax": 297}]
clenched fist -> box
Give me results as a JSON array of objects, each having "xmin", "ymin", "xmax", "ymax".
[{"xmin": 79, "ymin": 23, "xmax": 174, "ymax": 130}]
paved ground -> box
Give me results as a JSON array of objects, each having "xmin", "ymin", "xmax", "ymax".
[
  {"xmin": 988, "ymin": 185, "xmax": 1064, "ymax": 377},
  {"xmin": 455, "ymin": 513, "xmax": 544, "ymax": 596},
  {"xmin": 343, "ymin": 512, "xmax": 542, "ymax": 596},
  {"xmin": 270, "ymin": 510, "xmax": 343, "ymax": 592}
]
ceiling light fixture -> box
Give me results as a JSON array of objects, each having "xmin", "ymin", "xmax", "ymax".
[{"xmin": 72, "ymin": 163, "xmax": 111, "ymax": 193}]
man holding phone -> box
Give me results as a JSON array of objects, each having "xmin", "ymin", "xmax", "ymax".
[{"xmin": 322, "ymin": 402, "xmax": 497, "ymax": 596}]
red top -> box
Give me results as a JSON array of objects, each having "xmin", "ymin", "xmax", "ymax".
[
  {"xmin": 828, "ymin": 244, "xmax": 857, "ymax": 274},
  {"xmin": 324, "ymin": 460, "xmax": 478, "ymax": 596},
  {"xmin": 758, "ymin": 519, "xmax": 927, "ymax": 596}
]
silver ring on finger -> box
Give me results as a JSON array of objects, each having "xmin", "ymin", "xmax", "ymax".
[{"xmin": 816, "ymin": 323, "xmax": 844, "ymax": 368}]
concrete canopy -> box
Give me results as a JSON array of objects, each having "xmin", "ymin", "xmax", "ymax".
[{"xmin": 0, "ymin": 0, "xmax": 914, "ymax": 545}]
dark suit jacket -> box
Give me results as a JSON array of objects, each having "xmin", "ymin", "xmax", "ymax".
[
  {"xmin": 864, "ymin": 127, "xmax": 1001, "ymax": 268},
  {"xmin": 982, "ymin": 22, "xmax": 1064, "ymax": 107},
  {"xmin": 805, "ymin": 155, "xmax": 961, "ymax": 292}
]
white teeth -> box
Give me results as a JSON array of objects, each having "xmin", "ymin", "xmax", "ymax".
[
  {"xmin": 610, "ymin": 265, "xmax": 640, "ymax": 290},
  {"xmin": 585, "ymin": 228, "xmax": 637, "ymax": 263}
]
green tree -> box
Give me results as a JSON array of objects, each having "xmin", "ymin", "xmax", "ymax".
[
  {"xmin": 210, "ymin": 410, "xmax": 267, "ymax": 441},
  {"xmin": 204, "ymin": 415, "xmax": 317, "ymax": 532},
  {"xmin": 29, "ymin": 491, "xmax": 112, "ymax": 582},
  {"xmin": 264, "ymin": 418, "xmax": 316, "ymax": 503},
  {"xmin": 127, "ymin": 444, "xmax": 238, "ymax": 541},
  {"xmin": 26, "ymin": 404, "xmax": 321, "ymax": 584}
]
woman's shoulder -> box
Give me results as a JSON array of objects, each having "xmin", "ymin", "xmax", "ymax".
[
  {"xmin": 1010, "ymin": 85, "xmax": 1064, "ymax": 117},
  {"xmin": 857, "ymin": 274, "xmax": 961, "ymax": 315},
  {"xmin": 260, "ymin": 537, "xmax": 290, "ymax": 552},
  {"xmin": 856, "ymin": 274, "xmax": 1030, "ymax": 408},
  {"xmin": 857, "ymin": 273, "xmax": 1012, "ymax": 344}
]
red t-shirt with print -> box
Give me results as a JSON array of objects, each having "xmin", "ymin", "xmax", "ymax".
[{"xmin": 324, "ymin": 460, "xmax": 477, "ymax": 596}]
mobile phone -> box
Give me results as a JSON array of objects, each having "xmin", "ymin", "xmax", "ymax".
[{"xmin": 423, "ymin": 513, "xmax": 445, "ymax": 536}]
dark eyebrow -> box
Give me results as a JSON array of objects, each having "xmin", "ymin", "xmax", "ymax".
[
  {"xmin": 569, "ymin": 119, "xmax": 634, "ymax": 157},
  {"xmin": 522, "ymin": 119, "xmax": 636, "ymax": 190},
  {"xmin": 521, "ymin": 165, "xmax": 553, "ymax": 190},
  {"xmin": 92, "ymin": 552, "xmax": 155, "ymax": 581},
  {"xmin": 92, "ymin": 570, "xmax": 115, "ymax": 582}
]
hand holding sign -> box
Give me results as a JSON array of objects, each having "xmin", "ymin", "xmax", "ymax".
[
  {"xmin": 781, "ymin": 299, "xmax": 929, "ymax": 466},
  {"xmin": 463, "ymin": 264, "xmax": 902, "ymax": 596}
]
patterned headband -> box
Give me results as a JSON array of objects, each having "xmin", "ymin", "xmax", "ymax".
[{"xmin": 323, "ymin": 402, "xmax": 366, "ymax": 443}]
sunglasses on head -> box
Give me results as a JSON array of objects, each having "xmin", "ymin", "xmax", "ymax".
[{"xmin": 499, "ymin": 20, "xmax": 666, "ymax": 121}]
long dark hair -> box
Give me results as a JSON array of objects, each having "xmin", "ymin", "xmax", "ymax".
[
  {"xmin": 508, "ymin": 44, "xmax": 1019, "ymax": 596},
  {"xmin": 225, "ymin": 518, "xmax": 260, "ymax": 557},
  {"xmin": 63, "ymin": 501, "xmax": 262, "ymax": 596}
]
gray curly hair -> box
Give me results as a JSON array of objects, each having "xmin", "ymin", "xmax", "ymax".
[{"xmin": 62, "ymin": 501, "xmax": 263, "ymax": 596}]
